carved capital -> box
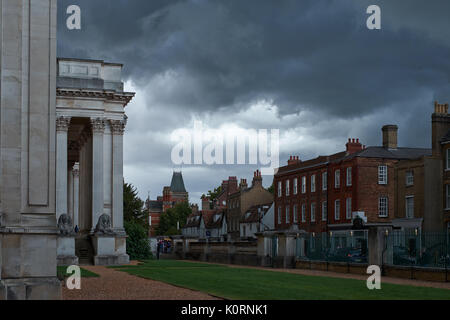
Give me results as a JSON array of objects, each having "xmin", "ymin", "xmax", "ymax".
[
  {"xmin": 72, "ymin": 162, "xmax": 80, "ymax": 177},
  {"xmin": 90, "ymin": 118, "xmax": 106, "ymax": 134},
  {"xmin": 56, "ymin": 117, "xmax": 71, "ymax": 132},
  {"xmin": 109, "ymin": 119, "xmax": 126, "ymax": 135}
]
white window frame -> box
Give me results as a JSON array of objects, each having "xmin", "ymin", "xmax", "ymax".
[
  {"xmin": 379, "ymin": 197, "xmax": 388, "ymax": 217},
  {"xmin": 447, "ymin": 149, "xmax": 450, "ymax": 170},
  {"xmin": 311, "ymin": 203, "xmax": 316, "ymax": 222},
  {"xmin": 278, "ymin": 181, "xmax": 282, "ymax": 198},
  {"xmin": 285, "ymin": 205, "xmax": 290, "ymax": 223},
  {"xmin": 301, "ymin": 204, "xmax": 306, "ymax": 222},
  {"xmin": 293, "ymin": 178, "xmax": 298, "ymax": 195},
  {"xmin": 286, "ymin": 180, "xmax": 290, "ymax": 196},
  {"xmin": 447, "ymin": 185, "xmax": 450, "ymax": 210},
  {"xmin": 311, "ymin": 175, "xmax": 316, "ymax": 193},
  {"xmin": 405, "ymin": 196, "xmax": 414, "ymax": 219},
  {"xmin": 346, "ymin": 198, "xmax": 352, "ymax": 220},
  {"xmin": 346, "ymin": 167, "xmax": 352, "ymax": 186},
  {"xmin": 278, "ymin": 206, "xmax": 282, "ymax": 224},
  {"xmin": 322, "ymin": 172, "xmax": 327, "ymax": 191},
  {"xmin": 406, "ymin": 170, "xmax": 414, "ymax": 186},
  {"xmin": 301, "ymin": 176, "xmax": 306, "ymax": 194},
  {"xmin": 293, "ymin": 204, "xmax": 298, "ymax": 223},
  {"xmin": 335, "ymin": 200, "xmax": 340, "ymax": 221},
  {"xmin": 335, "ymin": 170, "xmax": 340, "ymax": 188},
  {"xmin": 378, "ymin": 165, "xmax": 388, "ymax": 185},
  {"xmin": 322, "ymin": 201, "xmax": 327, "ymax": 221}
]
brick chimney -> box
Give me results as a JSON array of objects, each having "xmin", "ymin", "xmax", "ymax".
[
  {"xmin": 382, "ymin": 125, "xmax": 398, "ymax": 149},
  {"xmin": 432, "ymin": 101, "xmax": 450, "ymax": 157},
  {"xmin": 252, "ymin": 170, "xmax": 263, "ymax": 188},
  {"xmin": 287, "ymin": 156, "xmax": 301, "ymax": 166},
  {"xmin": 191, "ymin": 204, "xmax": 199, "ymax": 214},
  {"xmin": 228, "ymin": 176, "xmax": 238, "ymax": 194},
  {"xmin": 346, "ymin": 138, "xmax": 363, "ymax": 155},
  {"xmin": 201, "ymin": 196, "xmax": 210, "ymax": 211},
  {"xmin": 239, "ymin": 178, "xmax": 248, "ymax": 190}
]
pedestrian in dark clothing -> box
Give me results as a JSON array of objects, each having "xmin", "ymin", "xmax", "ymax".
[{"xmin": 156, "ymin": 241, "xmax": 161, "ymax": 260}]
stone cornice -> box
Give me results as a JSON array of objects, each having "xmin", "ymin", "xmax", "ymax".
[{"xmin": 56, "ymin": 88, "xmax": 135, "ymax": 106}]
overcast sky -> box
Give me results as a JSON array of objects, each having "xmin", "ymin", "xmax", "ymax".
[{"xmin": 57, "ymin": 0, "xmax": 450, "ymax": 205}]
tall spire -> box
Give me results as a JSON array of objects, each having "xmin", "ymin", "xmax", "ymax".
[{"xmin": 170, "ymin": 171, "xmax": 187, "ymax": 193}]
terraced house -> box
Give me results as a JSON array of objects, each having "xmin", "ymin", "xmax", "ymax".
[{"xmin": 274, "ymin": 119, "xmax": 439, "ymax": 235}]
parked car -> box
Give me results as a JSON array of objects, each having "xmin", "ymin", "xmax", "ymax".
[
  {"xmin": 393, "ymin": 246, "xmax": 416, "ymax": 266},
  {"xmin": 327, "ymin": 248, "xmax": 367, "ymax": 263}
]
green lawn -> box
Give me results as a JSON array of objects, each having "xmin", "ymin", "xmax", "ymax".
[
  {"xmin": 57, "ymin": 266, "xmax": 99, "ymax": 280},
  {"xmin": 112, "ymin": 260, "xmax": 450, "ymax": 300}
]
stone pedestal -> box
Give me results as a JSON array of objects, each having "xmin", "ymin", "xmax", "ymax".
[
  {"xmin": 0, "ymin": 232, "xmax": 61, "ymax": 300},
  {"xmin": 92, "ymin": 235, "xmax": 129, "ymax": 266},
  {"xmin": 57, "ymin": 237, "xmax": 79, "ymax": 266},
  {"xmin": 368, "ymin": 226, "xmax": 393, "ymax": 266}
]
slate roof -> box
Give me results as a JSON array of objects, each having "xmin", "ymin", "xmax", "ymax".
[
  {"xmin": 241, "ymin": 203, "xmax": 273, "ymax": 223},
  {"xmin": 206, "ymin": 210, "xmax": 226, "ymax": 229},
  {"xmin": 441, "ymin": 129, "xmax": 450, "ymax": 144},
  {"xmin": 148, "ymin": 200, "xmax": 163, "ymax": 212},
  {"xmin": 343, "ymin": 147, "xmax": 432, "ymax": 161},
  {"xmin": 276, "ymin": 146, "xmax": 431, "ymax": 176},
  {"xmin": 170, "ymin": 172, "xmax": 187, "ymax": 193},
  {"xmin": 183, "ymin": 213, "xmax": 202, "ymax": 228}
]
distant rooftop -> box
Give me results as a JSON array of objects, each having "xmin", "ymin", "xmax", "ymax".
[
  {"xmin": 170, "ymin": 172, "xmax": 187, "ymax": 193},
  {"xmin": 56, "ymin": 57, "xmax": 125, "ymax": 92}
]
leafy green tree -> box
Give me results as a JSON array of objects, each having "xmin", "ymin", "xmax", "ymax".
[
  {"xmin": 123, "ymin": 182, "xmax": 147, "ymax": 226},
  {"xmin": 124, "ymin": 221, "xmax": 152, "ymax": 260},
  {"xmin": 156, "ymin": 201, "xmax": 192, "ymax": 236},
  {"xmin": 267, "ymin": 183, "xmax": 274, "ymax": 195},
  {"xmin": 123, "ymin": 182, "xmax": 151, "ymax": 260}
]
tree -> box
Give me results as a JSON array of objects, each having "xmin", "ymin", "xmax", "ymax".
[
  {"xmin": 267, "ymin": 183, "xmax": 274, "ymax": 195},
  {"xmin": 201, "ymin": 185, "xmax": 222, "ymax": 209},
  {"xmin": 124, "ymin": 221, "xmax": 152, "ymax": 260},
  {"xmin": 123, "ymin": 182, "xmax": 152, "ymax": 260},
  {"xmin": 123, "ymin": 182, "xmax": 147, "ymax": 226},
  {"xmin": 156, "ymin": 201, "xmax": 192, "ymax": 236}
]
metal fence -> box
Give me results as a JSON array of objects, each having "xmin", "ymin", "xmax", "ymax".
[
  {"xmin": 296, "ymin": 230, "xmax": 450, "ymax": 268},
  {"xmin": 296, "ymin": 231, "xmax": 368, "ymax": 264},
  {"xmin": 387, "ymin": 230, "xmax": 450, "ymax": 268}
]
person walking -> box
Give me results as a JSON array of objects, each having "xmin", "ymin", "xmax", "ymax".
[{"xmin": 156, "ymin": 241, "xmax": 161, "ymax": 260}]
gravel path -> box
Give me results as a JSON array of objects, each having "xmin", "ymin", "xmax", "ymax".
[{"xmin": 62, "ymin": 263, "xmax": 219, "ymax": 300}]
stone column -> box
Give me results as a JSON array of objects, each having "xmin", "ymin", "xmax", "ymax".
[
  {"xmin": 68, "ymin": 167, "xmax": 73, "ymax": 219},
  {"xmin": 56, "ymin": 117, "xmax": 71, "ymax": 220},
  {"xmin": 91, "ymin": 118, "xmax": 105, "ymax": 232},
  {"xmin": 72, "ymin": 163, "xmax": 80, "ymax": 229},
  {"xmin": 110, "ymin": 119, "xmax": 126, "ymax": 233}
]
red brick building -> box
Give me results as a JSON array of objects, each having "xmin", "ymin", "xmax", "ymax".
[
  {"xmin": 146, "ymin": 171, "xmax": 189, "ymax": 237},
  {"xmin": 274, "ymin": 126, "xmax": 431, "ymax": 234}
]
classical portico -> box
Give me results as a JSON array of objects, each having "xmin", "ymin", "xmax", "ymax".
[{"xmin": 56, "ymin": 58, "xmax": 134, "ymax": 265}]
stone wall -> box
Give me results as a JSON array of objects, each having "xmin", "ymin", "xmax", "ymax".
[
  {"xmin": 180, "ymin": 241, "xmax": 259, "ymax": 266},
  {"xmin": 296, "ymin": 259, "xmax": 449, "ymax": 282}
]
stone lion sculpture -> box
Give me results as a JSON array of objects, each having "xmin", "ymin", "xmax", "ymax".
[
  {"xmin": 94, "ymin": 213, "xmax": 115, "ymax": 235},
  {"xmin": 58, "ymin": 214, "xmax": 75, "ymax": 236}
]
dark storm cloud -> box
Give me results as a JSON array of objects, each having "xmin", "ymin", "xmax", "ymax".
[
  {"xmin": 57, "ymin": 0, "xmax": 450, "ymax": 199},
  {"xmin": 58, "ymin": 0, "xmax": 450, "ymax": 119}
]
